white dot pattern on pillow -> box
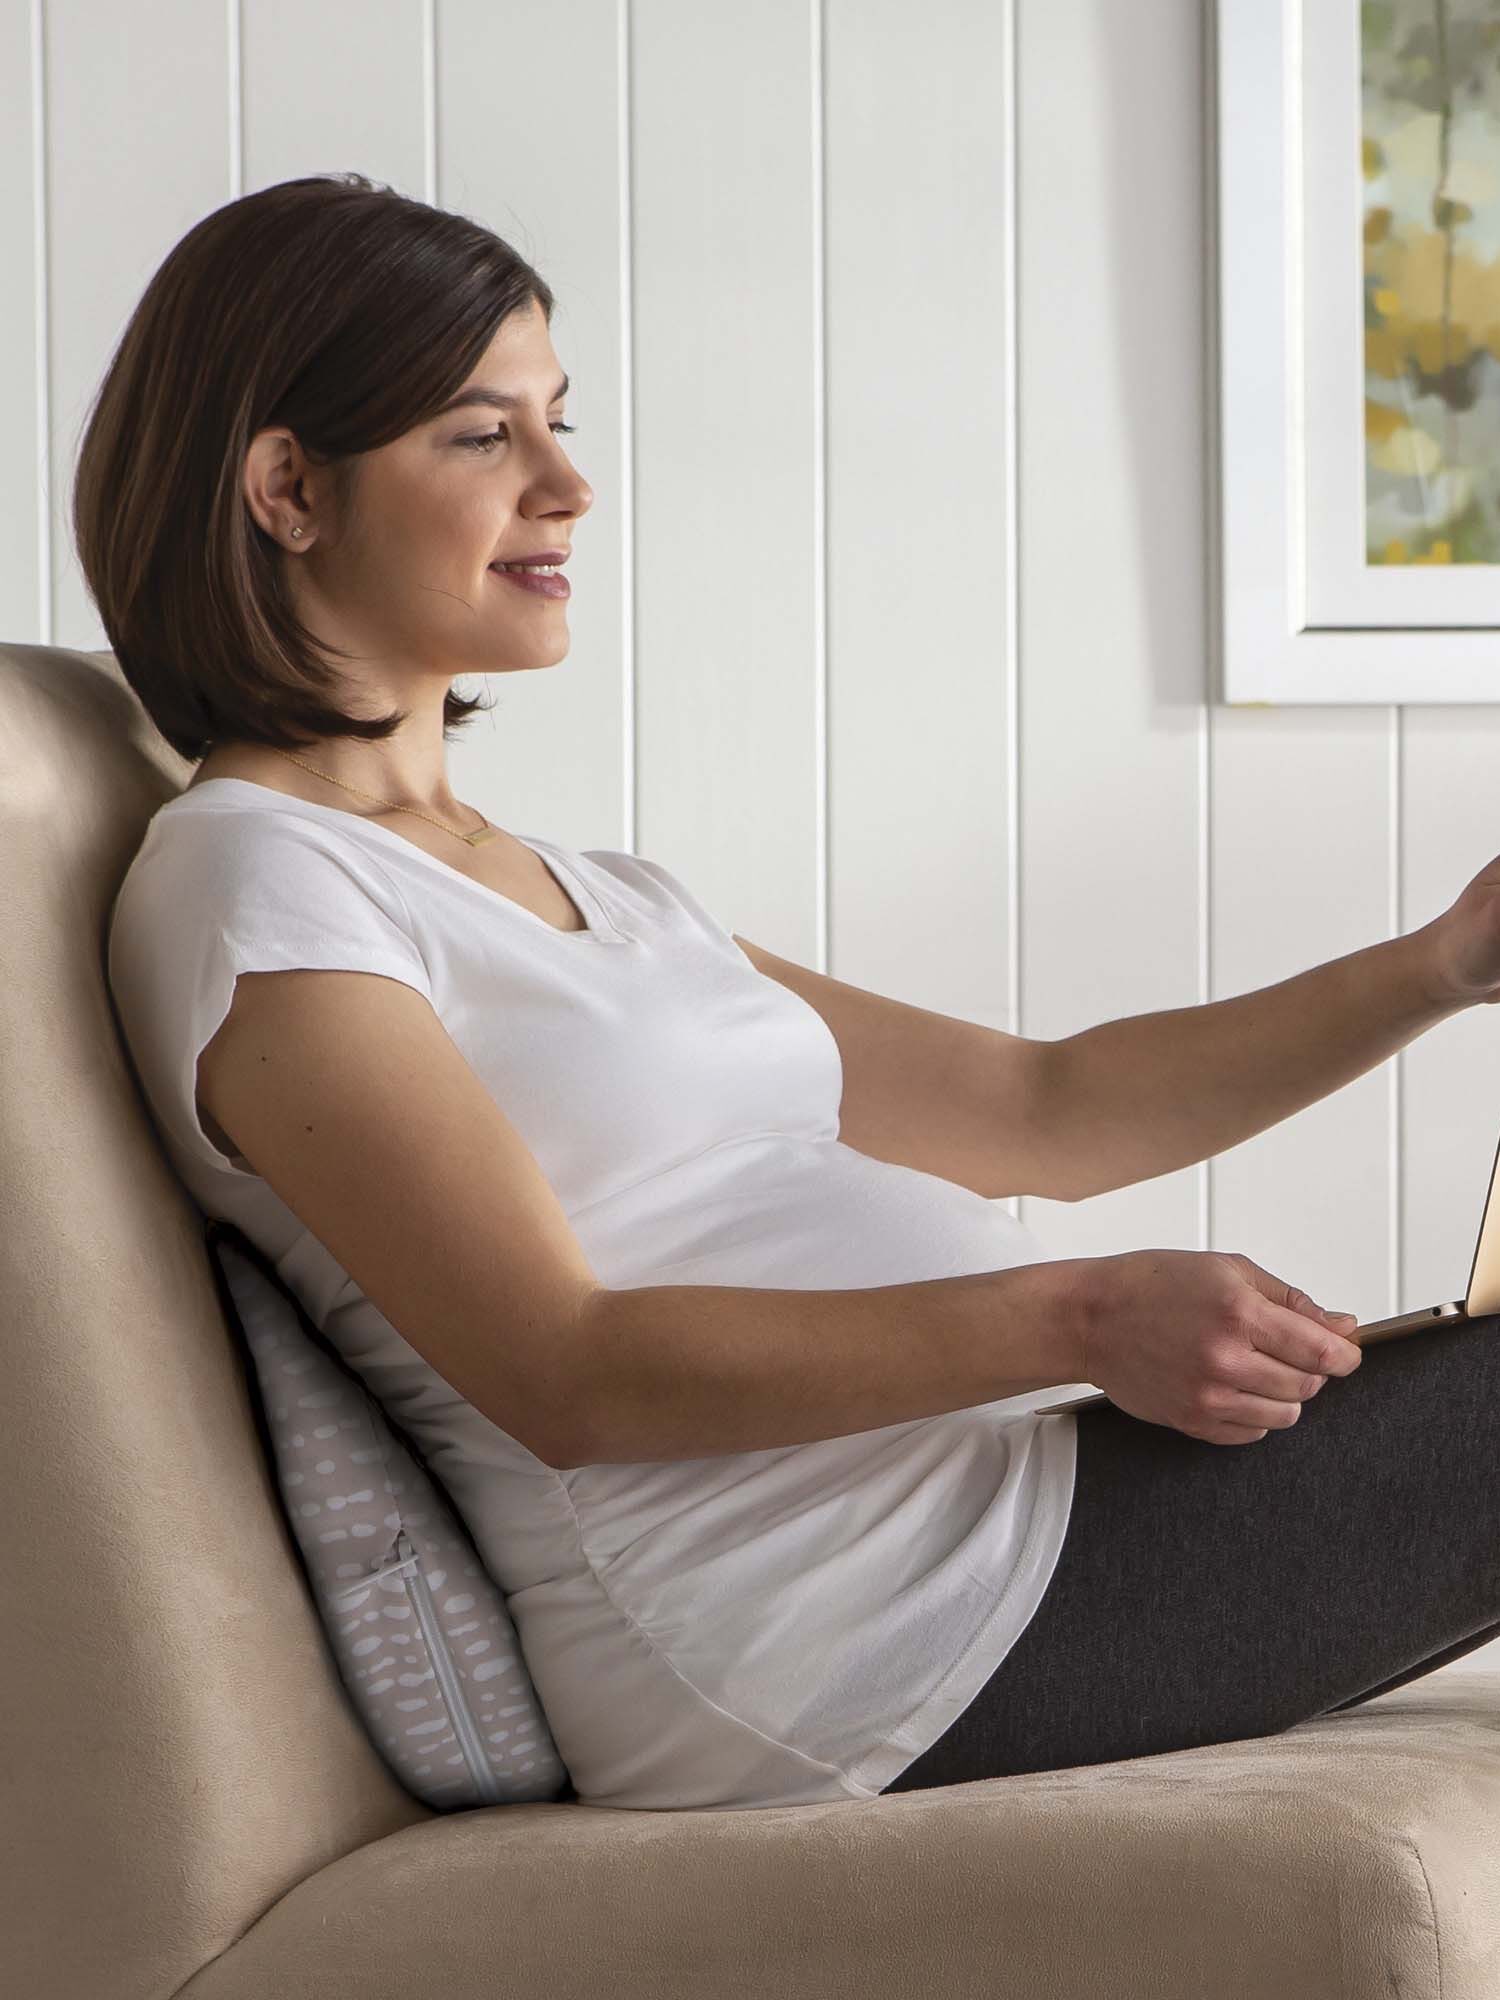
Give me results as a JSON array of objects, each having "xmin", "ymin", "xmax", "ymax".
[{"xmin": 207, "ymin": 1218, "xmax": 569, "ymax": 1810}]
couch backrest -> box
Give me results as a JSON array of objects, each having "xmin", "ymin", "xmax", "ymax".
[{"xmin": 0, "ymin": 641, "xmax": 430, "ymax": 2000}]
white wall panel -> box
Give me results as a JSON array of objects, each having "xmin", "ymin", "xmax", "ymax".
[
  {"xmin": 242, "ymin": 0, "xmax": 429, "ymax": 203},
  {"xmin": 47, "ymin": 0, "xmax": 230, "ymax": 645},
  {"xmin": 1210, "ymin": 707, "xmax": 1394, "ymax": 1318},
  {"xmin": 1403, "ymin": 712, "xmax": 1500, "ymax": 1324},
  {"xmin": 0, "ymin": 2, "xmax": 43, "ymax": 637},
  {"xmin": 823, "ymin": 0, "xmax": 1018, "ymax": 1057},
  {"xmin": 629, "ymin": 0, "xmax": 824, "ymax": 954},
  {"xmin": 436, "ymin": 0, "xmax": 630, "ymax": 846},
  {"xmin": 1014, "ymin": 0, "xmax": 1207, "ymax": 1262}
]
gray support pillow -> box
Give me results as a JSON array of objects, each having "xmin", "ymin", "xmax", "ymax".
[{"xmin": 204, "ymin": 1217, "xmax": 572, "ymax": 1810}]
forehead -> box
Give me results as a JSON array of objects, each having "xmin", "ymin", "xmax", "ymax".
[
  {"xmin": 431, "ymin": 370, "xmax": 570, "ymax": 419},
  {"xmin": 440, "ymin": 306, "xmax": 565, "ymax": 409}
]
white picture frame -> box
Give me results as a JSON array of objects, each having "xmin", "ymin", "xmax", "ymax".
[{"xmin": 1216, "ymin": 0, "xmax": 1500, "ymax": 706}]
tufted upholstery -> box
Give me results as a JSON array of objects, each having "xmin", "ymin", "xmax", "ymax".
[{"xmin": 5, "ymin": 636, "xmax": 1500, "ymax": 1999}]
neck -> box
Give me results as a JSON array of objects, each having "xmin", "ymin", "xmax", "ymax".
[{"xmin": 202, "ymin": 743, "xmax": 466, "ymax": 821}]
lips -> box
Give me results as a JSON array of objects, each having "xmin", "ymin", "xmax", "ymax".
[{"xmin": 488, "ymin": 563, "xmax": 571, "ymax": 600}]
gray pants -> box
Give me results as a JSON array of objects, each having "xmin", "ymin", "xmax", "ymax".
[{"xmin": 882, "ymin": 1308, "xmax": 1500, "ymax": 1792}]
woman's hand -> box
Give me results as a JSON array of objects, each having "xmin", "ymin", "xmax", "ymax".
[{"xmin": 1076, "ymin": 1248, "xmax": 1363, "ymax": 1445}]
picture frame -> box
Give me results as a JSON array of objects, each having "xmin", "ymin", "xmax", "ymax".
[{"xmin": 1216, "ymin": 0, "xmax": 1500, "ymax": 705}]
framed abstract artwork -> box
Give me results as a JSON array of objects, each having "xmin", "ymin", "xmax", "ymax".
[{"xmin": 1216, "ymin": 0, "xmax": 1500, "ymax": 704}]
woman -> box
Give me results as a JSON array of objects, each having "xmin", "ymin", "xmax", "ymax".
[{"xmin": 95, "ymin": 173, "xmax": 1500, "ymax": 1812}]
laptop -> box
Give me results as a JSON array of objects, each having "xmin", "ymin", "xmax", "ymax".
[{"xmin": 1033, "ymin": 1128, "xmax": 1500, "ymax": 1415}]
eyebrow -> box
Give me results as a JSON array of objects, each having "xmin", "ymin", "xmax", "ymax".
[{"xmin": 432, "ymin": 373, "xmax": 570, "ymax": 419}]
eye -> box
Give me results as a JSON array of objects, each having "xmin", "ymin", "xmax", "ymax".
[{"xmin": 460, "ymin": 422, "xmax": 577, "ymax": 454}]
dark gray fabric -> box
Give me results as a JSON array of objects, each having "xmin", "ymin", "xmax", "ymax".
[{"xmin": 883, "ymin": 1309, "xmax": 1500, "ymax": 1792}]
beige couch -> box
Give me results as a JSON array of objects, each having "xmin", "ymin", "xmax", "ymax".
[{"xmin": 7, "ymin": 637, "xmax": 1500, "ymax": 1999}]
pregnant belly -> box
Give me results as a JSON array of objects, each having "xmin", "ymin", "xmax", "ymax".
[{"xmin": 574, "ymin": 1131, "xmax": 1052, "ymax": 1295}]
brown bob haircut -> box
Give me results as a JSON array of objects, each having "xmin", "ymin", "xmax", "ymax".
[{"xmin": 72, "ymin": 171, "xmax": 556, "ymax": 763}]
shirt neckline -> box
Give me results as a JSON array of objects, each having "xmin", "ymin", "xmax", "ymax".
[{"xmin": 172, "ymin": 777, "xmax": 630, "ymax": 943}]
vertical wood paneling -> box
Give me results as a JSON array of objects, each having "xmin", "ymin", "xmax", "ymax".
[
  {"xmin": 47, "ymin": 0, "xmax": 231, "ymax": 648},
  {"xmin": 438, "ymin": 0, "xmax": 629, "ymax": 848},
  {"xmin": 1210, "ymin": 709, "xmax": 1393, "ymax": 1313},
  {"xmin": 823, "ymin": 1, "xmax": 1018, "ymax": 1040},
  {"xmin": 1403, "ymin": 710, "xmax": 1500, "ymax": 1672},
  {"xmin": 1205, "ymin": 0, "xmax": 1394, "ymax": 1322},
  {"xmin": 630, "ymin": 0, "xmax": 823, "ymax": 953},
  {"xmin": 241, "ymin": 0, "xmax": 429, "ymax": 202},
  {"xmin": 0, "ymin": 1, "xmax": 43, "ymax": 641},
  {"xmin": 1014, "ymin": 0, "xmax": 1207, "ymax": 1260},
  {"xmin": 1403, "ymin": 712, "xmax": 1500, "ymax": 1316}
]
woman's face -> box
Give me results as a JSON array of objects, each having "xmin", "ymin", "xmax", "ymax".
[{"xmin": 271, "ymin": 299, "xmax": 593, "ymax": 695}]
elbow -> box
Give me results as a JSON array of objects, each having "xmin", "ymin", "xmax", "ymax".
[{"xmin": 532, "ymin": 1414, "xmax": 594, "ymax": 1474}]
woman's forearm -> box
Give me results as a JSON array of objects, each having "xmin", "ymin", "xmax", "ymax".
[{"xmin": 564, "ymin": 1260, "xmax": 1096, "ymax": 1466}]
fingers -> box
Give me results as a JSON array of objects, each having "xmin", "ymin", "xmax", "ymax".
[
  {"xmin": 1233, "ymin": 1263, "xmax": 1364, "ymax": 1377},
  {"xmin": 1198, "ymin": 1305, "xmax": 1364, "ymax": 1436},
  {"xmin": 1200, "ymin": 1260, "xmax": 1364, "ymax": 1444},
  {"xmin": 1265, "ymin": 1299, "xmax": 1364, "ymax": 1376}
]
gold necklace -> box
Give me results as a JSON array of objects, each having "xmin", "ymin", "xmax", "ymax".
[{"xmin": 264, "ymin": 747, "xmax": 499, "ymax": 847}]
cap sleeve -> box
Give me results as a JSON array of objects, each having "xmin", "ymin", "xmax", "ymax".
[{"xmin": 107, "ymin": 811, "xmax": 433, "ymax": 1181}]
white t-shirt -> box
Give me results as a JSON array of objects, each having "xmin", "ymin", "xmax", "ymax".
[{"xmin": 106, "ymin": 777, "xmax": 1079, "ymax": 1810}]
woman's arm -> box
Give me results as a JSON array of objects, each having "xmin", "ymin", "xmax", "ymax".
[{"xmin": 567, "ymin": 1260, "xmax": 1094, "ymax": 1465}]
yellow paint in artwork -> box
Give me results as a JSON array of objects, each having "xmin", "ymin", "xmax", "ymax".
[
  {"xmin": 1382, "ymin": 538, "xmax": 1463, "ymax": 565},
  {"xmin": 1369, "ymin": 424, "xmax": 1443, "ymax": 477},
  {"xmin": 1372, "ymin": 286, "xmax": 1402, "ymax": 316},
  {"xmin": 1364, "ymin": 398, "xmax": 1405, "ymax": 442}
]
